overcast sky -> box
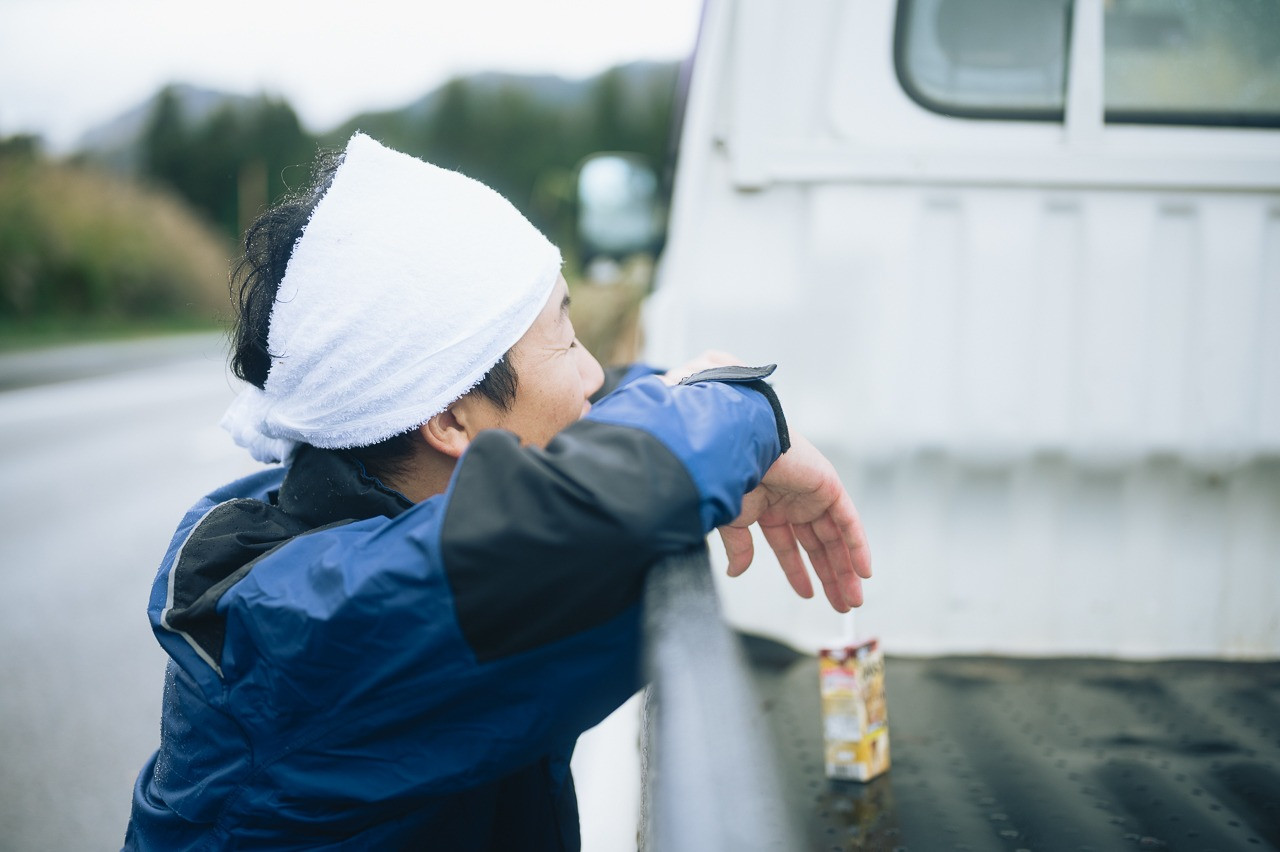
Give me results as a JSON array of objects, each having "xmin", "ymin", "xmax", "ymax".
[{"xmin": 0, "ymin": 0, "xmax": 703, "ymax": 153}]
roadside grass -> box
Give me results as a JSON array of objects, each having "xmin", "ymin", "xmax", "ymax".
[
  {"xmin": 0, "ymin": 156, "xmax": 234, "ymax": 352},
  {"xmin": 567, "ymin": 277, "xmax": 647, "ymax": 368}
]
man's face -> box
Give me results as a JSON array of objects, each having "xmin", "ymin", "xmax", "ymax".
[{"xmin": 466, "ymin": 275, "xmax": 605, "ymax": 447}]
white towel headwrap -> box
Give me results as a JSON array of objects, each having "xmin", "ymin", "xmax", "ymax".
[{"xmin": 221, "ymin": 132, "xmax": 561, "ymax": 463}]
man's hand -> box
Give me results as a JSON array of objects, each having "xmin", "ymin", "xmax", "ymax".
[{"xmin": 717, "ymin": 433, "xmax": 871, "ymax": 613}]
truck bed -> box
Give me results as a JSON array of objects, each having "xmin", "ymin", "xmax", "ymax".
[{"xmin": 743, "ymin": 640, "xmax": 1280, "ymax": 852}]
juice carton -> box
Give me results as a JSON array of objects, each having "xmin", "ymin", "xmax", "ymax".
[{"xmin": 819, "ymin": 639, "xmax": 890, "ymax": 781}]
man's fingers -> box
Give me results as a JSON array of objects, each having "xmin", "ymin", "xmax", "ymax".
[
  {"xmin": 811, "ymin": 511, "xmax": 868, "ymax": 610},
  {"xmin": 797, "ymin": 499, "xmax": 871, "ymax": 609},
  {"xmin": 759, "ymin": 521, "xmax": 814, "ymax": 600},
  {"xmin": 730, "ymin": 487, "xmax": 767, "ymax": 530},
  {"xmin": 717, "ymin": 526, "xmax": 755, "ymax": 577},
  {"xmin": 745, "ymin": 431, "xmax": 872, "ymax": 612},
  {"xmin": 793, "ymin": 522, "xmax": 849, "ymax": 612},
  {"xmin": 824, "ymin": 538, "xmax": 865, "ymax": 608},
  {"xmin": 834, "ymin": 494, "xmax": 873, "ymax": 579}
]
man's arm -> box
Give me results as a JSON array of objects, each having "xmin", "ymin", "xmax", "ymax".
[
  {"xmin": 440, "ymin": 373, "xmax": 781, "ymax": 662},
  {"xmin": 440, "ymin": 366, "xmax": 870, "ymax": 661}
]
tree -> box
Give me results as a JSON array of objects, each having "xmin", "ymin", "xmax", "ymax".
[
  {"xmin": 141, "ymin": 86, "xmax": 190, "ymax": 195},
  {"xmin": 141, "ymin": 90, "xmax": 317, "ymax": 240}
]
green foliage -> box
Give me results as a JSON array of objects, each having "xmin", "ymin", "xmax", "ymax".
[
  {"xmin": 321, "ymin": 63, "xmax": 681, "ymax": 250},
  {"xmin": 0, "ymin": 156, "xmax": 232, "ymax": 328},
  {"xmin": 140, "ymin": 64, "xmax": 679, "ymax": 253},
  {"xmin": 0, "ymin": 134, "xmax": 42, "ymax": 160},
  {"xmin": 142, "ymin": 86, "xmax": 318, "ymax": 239}
]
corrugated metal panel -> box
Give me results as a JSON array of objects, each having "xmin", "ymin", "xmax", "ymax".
[
  {"xmin": 647, "ymin": 0, "xmax": 1280, "ymax": 657},
  {"xmin": 787, "ymin": 187, "xmax": 1280, "ymax": 463},
  {"xmin": 652, "ymin": 185, "xmax": 1280, "ymax": 657},
  {"xmin": 704, "ymin": 453, "xmax": 1279, "ymax": 658}
]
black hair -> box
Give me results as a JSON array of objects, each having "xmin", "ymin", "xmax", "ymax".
[
  {"xmin": 228, "ymin": 145, "xmax": 518, "ymax": 482},
  {"xmin": 229, "ymin": 149, "xmax": 342, "ymax": 389}
]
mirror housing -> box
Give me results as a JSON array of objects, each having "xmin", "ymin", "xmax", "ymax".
[{"xmin": 575, "ymin": 153, "xmax": 666, "ymax": 270}]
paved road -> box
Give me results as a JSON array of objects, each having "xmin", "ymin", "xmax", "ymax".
[
  {"xmin": 0, "ymin": 335, "xmax": 257, "ymax": 850},
  {"xmin": 0, "ymin": 335, "xmax": 637, "ymax": 851},
  {"xmin": 0, "ymin": 334, "xmax": 235, "ymax": 392}
]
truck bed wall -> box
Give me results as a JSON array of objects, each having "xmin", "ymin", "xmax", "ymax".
[{"xmin": 644, "ymin": 0, "xmax": 1280, "ymax": 657}]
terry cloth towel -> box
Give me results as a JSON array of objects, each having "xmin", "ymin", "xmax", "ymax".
[{"xmin": 221, "ymin": 132, "xmax": 562, "ymax": 464}]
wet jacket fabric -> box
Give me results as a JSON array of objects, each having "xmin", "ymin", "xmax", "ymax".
[{"xmin": 124, "ymin": 365, "xmax": 787, "ymax": 851}]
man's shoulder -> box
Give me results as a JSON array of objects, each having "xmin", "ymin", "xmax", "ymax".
[{"xmin": 151, "ymin": 472, "xmax": 314, "ymax": 680}]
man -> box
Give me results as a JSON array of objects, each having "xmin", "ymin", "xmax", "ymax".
[{"xmin": 125, "ymin": 133, "xmax": 870, "ymax": 850}]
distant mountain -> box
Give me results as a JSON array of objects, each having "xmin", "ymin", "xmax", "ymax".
[
  {"xmin": 319, "ymin": 70, "xmax": 592, "ymax": 154},
  {"xmin": 320, "ymin": 62, "xmax": 674, "ymax": 155},
  {"xmin": 74, "ymin": 84, "xmax": 255, "ymax": 173},
  {"xmin": 75, "ymin": 62, "xmax": 678, "ymax": 172}
]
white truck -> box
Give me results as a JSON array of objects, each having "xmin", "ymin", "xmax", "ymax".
[{"xmin": 581, "ymin": 0, "xmax": 1280, "ymax": 659}]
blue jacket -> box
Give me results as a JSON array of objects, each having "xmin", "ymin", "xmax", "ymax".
[{"xmin": 125, "ymin": 366, "xmax": 786, "ymax": 850}]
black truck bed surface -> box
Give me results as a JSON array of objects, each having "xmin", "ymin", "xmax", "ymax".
[{"xmin": 744, "ymin": 641, "xmax": 1280, "ymax": 852}]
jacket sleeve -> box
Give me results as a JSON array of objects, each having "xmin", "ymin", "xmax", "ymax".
[{"xmin": 440, "ymin": 368, "xmax": 784, "ymax": 662}]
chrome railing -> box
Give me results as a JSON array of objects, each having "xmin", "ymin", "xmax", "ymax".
[{"xmin": 640, "ymin": 545, "xmax": 803, "ymax": 851}]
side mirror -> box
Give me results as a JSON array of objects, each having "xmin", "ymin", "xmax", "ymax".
[{"xmin": 575, "ymin": 153, "xmax": 666, "ymax": 269}]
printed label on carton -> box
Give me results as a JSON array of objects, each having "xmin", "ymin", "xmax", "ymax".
[{"xmin": 819, "ymin": 639, "xmax": 890, "ymax": 782}]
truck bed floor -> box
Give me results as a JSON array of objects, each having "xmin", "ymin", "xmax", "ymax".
[{"xmin": 744, "ymin": 641, "xmax": 1280, "ymax": 852}]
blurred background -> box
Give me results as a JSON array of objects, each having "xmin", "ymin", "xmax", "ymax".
[
  {"xmin": 3, "ymin": 0, "xmax": 1280, "ymax": 850},
  {"xmin": 0, "ymin": 0, "xmax": 698, "ymax": 353},
  {"xmin": 0, "ymin": 1, "xmax": 697, "ymax": 849}
]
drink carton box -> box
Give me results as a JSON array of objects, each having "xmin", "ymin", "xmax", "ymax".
[{"xmin": 819, "ymin": 639, "xmax": 890, "ymax": 781}]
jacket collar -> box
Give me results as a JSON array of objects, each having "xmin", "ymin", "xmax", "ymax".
[{"xmin": 276, "ymin": 444, "xmax": 414, "ymax": 528}]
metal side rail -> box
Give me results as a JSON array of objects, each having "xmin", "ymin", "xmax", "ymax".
[{"xmin": 640, "ymin": 545, "xmax": 804, "ymax": 852}]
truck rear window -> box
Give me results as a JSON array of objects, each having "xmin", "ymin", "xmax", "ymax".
[
  {"xmin": 895, "ymin": 0, "xmax": 1280, "ymax": 128},
  {"xmin": 895, "ymin": 0, "xmax": 1072, "ymax": 121},
  {"xmin": 1105, "ymin": 0, "xmax": 1280, "ymax": 127}
]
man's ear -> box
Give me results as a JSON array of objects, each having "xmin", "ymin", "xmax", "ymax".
[{"xmin": 419, "ymin": 408, "xmax": 472, "ymax": 459}]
